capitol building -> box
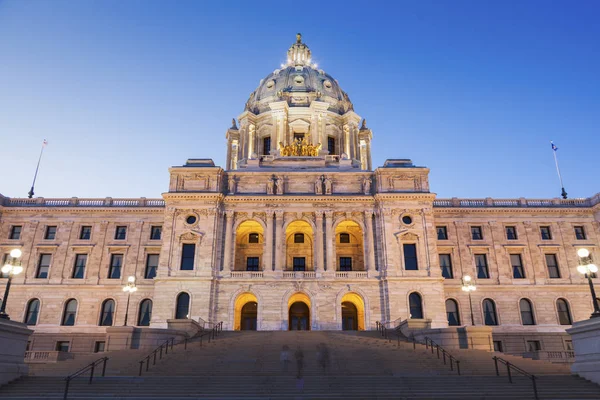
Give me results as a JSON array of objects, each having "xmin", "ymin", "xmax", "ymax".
[{"xmin": 1, "ymin": 35, "xmax": 599, "ymax": 358}]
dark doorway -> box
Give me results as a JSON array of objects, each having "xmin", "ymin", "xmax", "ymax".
[
  {"xmin": 342, "ymin": 302, "xmax": 358, "ymax": 330},
  {"xmin": 241, "ymin": 302, "xmax": 258, "ymax": 330},
  {"xmin": 289, "ymin": 302, "xmax": 310, "ymax": 330}
]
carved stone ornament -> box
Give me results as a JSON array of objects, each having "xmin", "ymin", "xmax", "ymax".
[
  {"xmin": 400, "ymin": 232, "xmax": 418, "ymax": 241},
  {"xmin": 180, "ymin": 232, "xmax": 201, "ymax": 242}
]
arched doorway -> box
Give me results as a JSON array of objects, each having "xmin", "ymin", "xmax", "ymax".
[
  {"xmin": 241, "ymin": 302, "xmax": 257, "ymax": 330},
  {"xmin": 235, "ymin": 220, "xmax": 264, "ymax": 271},
  {"xmin": 289, "ymin": 302, "xmax": 310, "ymax": 330},
  {"xmin": 342, "ymin": 302, "xmax": 358, "ymax": 330},
  {"xmin": 285, "ymin": 220, "xmax": 313, "ymax": 271},
  {"xmin": 335, "ymin": 220, "xmax": 365, "ymax": 271}
]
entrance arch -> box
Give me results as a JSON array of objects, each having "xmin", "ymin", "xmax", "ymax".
[
  {"xmin": 340, "ymin": 292, "xmax": 365, "ymax": 330},
  {"xmin": 285, "ymin": 220, "xmax": 313, "ymax": 271},
  {"xmin": 288, "ymin": 292, "xmax": 311, "ymax": 331},
  {"xmin": 234, "ymin": 292, "xmax": 258, "ymax": 331}
]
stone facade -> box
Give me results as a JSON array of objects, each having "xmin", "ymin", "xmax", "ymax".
[{"xmin": 1, "ymin": 36, "xmax": 599, "ymax": 358}]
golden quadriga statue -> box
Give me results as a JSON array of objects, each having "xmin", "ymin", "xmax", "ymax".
[{"xmin": 278, "ymin": 137, "xmax": 322, "ymax": 157}]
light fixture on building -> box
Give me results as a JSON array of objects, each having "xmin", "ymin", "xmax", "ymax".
[
  {"xmin": 0, "ymin": 249, "xmax": 24, "ymax": 320},
  {"xmin": 576, "ymin": 248, "xmax": 600, "ymax": 319},
  {"xmin": 122, "ymin": 275, "xmax": 138, "ymax": 326},
  {"xmin": 461, "ymin": 275, "xmax": 476, "ymax": 326}
]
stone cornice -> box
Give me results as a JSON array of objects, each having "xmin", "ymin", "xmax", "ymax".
[
  {"xmin": 224, "ymin": 195, "xmax": 376, "ymax": 204},
  {"xmin": 433, "ymin": 207, "xmax": 594, "ymax": 215},
  {"xmin": 162, "ymin": 193, "xmax": 224, "ymax": 201},
  {"xmin": 1, "ymin": 207, "xmax": 164, "ymax": 214},
  {"xmin": 374, "ymin": 193, "xmax": 436, "ymax": 202}
]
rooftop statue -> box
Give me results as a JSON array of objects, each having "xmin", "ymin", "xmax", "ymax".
[{"xmin": 278, "ymin": 137, "xmax": 322, "ymax": 157}]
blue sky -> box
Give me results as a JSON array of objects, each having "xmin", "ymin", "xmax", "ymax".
[{"xmin": 0, "ymin": 0, "xmax": 599, "ymax": 199}]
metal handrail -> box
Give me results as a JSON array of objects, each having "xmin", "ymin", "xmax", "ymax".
[
  {"xmin": 423, "ymin": 336, "xmax": 461, "ymax": 375},
  {"xmin": 63, "ymin": 357, "xmax": 108, "ymax": 399},
  {"xmin": 138, "ymin": 337, "xmax": 174, "ymax": 376},
  {"xmin": 493, "ymin": 356, "xmax": 538, "ymax": 400}
]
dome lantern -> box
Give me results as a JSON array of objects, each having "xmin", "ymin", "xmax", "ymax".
[{"xmin": 287, "ymin": 33, "xmax": 312, "ymax": 66}]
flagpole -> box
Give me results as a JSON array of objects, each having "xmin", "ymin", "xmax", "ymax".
[
  {"xmin": 28, "ymin": 139, "xmax": 48, "ymax": 199},
  {"xmin": 551, "ymin": 141, "xmax": 567, "ymax": 199}
]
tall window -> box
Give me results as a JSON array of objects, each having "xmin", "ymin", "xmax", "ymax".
[
  {"xmin": 540, "ymin": 226, "xmax": 552, "ymax": 240},
  {"xmin": 505, "ymin": 226, "xmax": 517, "ymax": 240},
  {"xmin": 293, "ymin": 257, "xmax": 306, "ymax": 271},
  {"xmin": 409, "ymin": 292, "xmax": 423, "ymax": 319},
  {"xmin": 24, "ymin": 299, "xmax": 40, "ymax": 326},
  {"xmin": 436, "ymin": 226, "xmax": 448, "ymax": 240},
  {"xmin": 574, "ymin": 226, "xmax": 586, "ymax": 240},
  {"xmin": 79, "ymin": 226, "xmax": 92, "ymax": 240},
  {"xmin": 37, "ymin": 254, "xmax": 52, "ymax": 278},
  {"xmin": 520, "ymin": 299, "xmax": 535, "ymax": 325},
  {"xmin": 471, "ymin": 226, "xmax": 483, "ymax": 240},
  {"xmin": 439, "ymin": 254, "xmax": 453, "ymax": 278},
  {"xmin": 145, "ymin": 254, "xmax": 159, "ymax": 279},
  {"xmin": 138, "ymin": 299, "xmax": 152, "ymax": 326},
  {"xmin": 175, "ymin": 293, "xmax": 190, "ymax": 319},
  {"xmin": 99, "ymin": 299, "xmax": 115, "ymax": 326},
  {"xmin": 72, "ymin": 254, "xmax": 87, "ymax": 279},
  {"xmin": 483, "ymin": 299, "xmax": 498, "ymax": 326},
  {"xmin": 61, "ymin": 299, "xmax": 78, "ymax": 326},
  {"xmin": 246, "ymin": 257, "xmax": 259, "ymax": 271},
  {"xmin": 339, "ymin": 257, "xmax": 352, "ymax": 271},
  {"xmin": 339, "ymin": 233, "xmax": 350, "ymax": 243},
  {"xmin": 248, "ymin": 233, "xmax": 259, "ymax": 243},
  {"xmin": 180, "ymin": 244, "xmax": 195, "ymax": 270},
  {"xmin": 545, "ymin": 254, "xmax": 560, "ymax": 278},
  {"xmin": 263, "ymin": 137, "xmax": 271, "ymax": 155},
  {"xmin": 115, "ymin": 226, "xmax": 127, "ymax": 240},
  {"xmin": 403, "ymin": 244, "xmax": 418, "ymax": 270},
  {"xmin": 108, "ymin": 254, "xmax": 123, "ymax": 279},
  {"xmin": 557, "ymin": 298, "xmax": 572, "ymax": 325},
  {"xmin": 475, "ymin": 254, "xmax": 489, "ymax": 279},
  {"xmin": 150, "ymin": 226, "xmax": 162, "ymax": 240},
  {"xmin": 445, "ymin": 299, "xmax": 460, "ymax": 326},
  {"xmin": 45, "ymin": 226, "xmax": 57, "ymax": 240},
  {"xmin": 294, "ymin": 233, "xmax": 304, "ymax": 243},
  {"xmin": 510, "ymin": 254, "xmax": 525, "ymax": 279},
  {"xmin": 327, "ymin": 137, "xmax": 335, "ymax": 154},
  {"xmin": 9, "ymin": 225, "xmax": 22, "ymax": 240}
]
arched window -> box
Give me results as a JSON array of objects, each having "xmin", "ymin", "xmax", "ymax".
[
  {"xmin": 409, "ymin": 292, "xmax": 423, "ymax": 319},
  {"xmin": 99, "ymin": 299, "xmax": 115, "ymax": 326},
  {"xmin": 138, "ymin": 299, "xmax": 153, "ymax": 326},
  {"xmin": 519, "ymin": 299, "xmax": 536, "ymax": 325},
  {"xmin": 61, "ymin": 299, "xmax": 77, "ymax": 326},
  {"xmin": 175, "ymin": 292, "xmax": 190, "ymax": 319},
  {"xmin": 445, "ymin": 299, "xmax": 460, "ymax": 326},
  {"xmin": 557, "ymin": 298, "xmax": 572, "ymax": 325},
  {"xmin": 483, "ymin": 299, "xmax": 498, "ymax": 326},
  {"xmin": 24, "ymin": 299, "xmax": 40, "ymax": 326}
]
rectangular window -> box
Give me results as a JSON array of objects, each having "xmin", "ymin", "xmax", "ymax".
[
  {"xmin": 564, "ymin": 340, "xmax": 573, "ymax": 351},
  {"xmin": 79, "ymin": 226, "xmax": 92, "ymax": 240},
  {"xmin": 545, "ymin": 254, "xmax": 560, "ymax": 278},
  {"xmin": 150, "ymin": 226, "xmax": 162, "ymax": 240},
  {"xmin": 145, "ymin": 254, "xmax": 159, "ymax": 279},
  {"xmin": 510, "ymin": 254, "xmax": 525, "ymax": 279},
  {"xmin": 108, "ymin": 254, "xmax": 123, "ymax": 279},
  {"xmin": 248, "ymin": 233, "xmax": 259, "ymax": 243},
  {"xmin": 45, "ymin": 226, "xmax": 57, "ymax": 240},
  {"xmin": 72, "ymin": 254, "xmax": 87, "ymax": 279},
  {"xmin": 403, "ymin": 243, "xmax": 418, "ymax": 270},
  {"xmin": 493, "ymin": 341, "xmax": 503, "ymax": 352},
  {"xmin": 339, "ymin": 257, "xmax": 352, "ymax": 271},
  {"xmin": 540, "ymin": 226, "xmax": 552, "ymax": 240},
  {"xmin": 527, "ymin": 340, "xmax": 542, "ymax": 352},
  {"xmin": 56, "ymin": 341, "xmax": 70, "ymax": 352},
  {"xmin": 439, "ymin": 254, "xmax": 453, "ymax": 278},
  {"xmin": 436, "ymin": 226, "xmax": 448, "ymax": 240},
  {"xmin": 94, "ymin": 341, "xmax": 106, "ymax": 353},
  {"xmin": 246, "ymin": 257, "xmax": 259, "ymax": 271},
  {"xmin": 294, "ymin": 233, "xmax": 304, "ymax": 243},
  {"xmin": 327, "ymin": 137, "xmax": 335, "ymax": 154},
  {"xmin": 475, "ymin": 254, "xmax": 489, "ymax": 279},
  {"xmin": 339, "ymin": 233, "xmax": 350, "ymax": 243},
  {"xmin": 294, "ymin": 133, "xmax": 304, "ymax": 141},
  {"xmin": 180, "ymin": 244, "xmax": 195, "ymax": 270},
  {"xmin": 37, "ymin": 254, "xmax": 52, "ymax": 278},
  {"xmin": 293, "ymin": 257, "xmax": 306, "ymax": 271},
  {"xmin": 9, "ymin": 225, "xmax": 22, "ymax": 240},
  {"xmin": 115, "ymin": 226, "xmax": 127, "ymax": 240},
  {"xmin": 505, "ymin": 226, "xmax": 517, "ymax": 240},
  {"xmin": 26, "ymin": 341, "xmax": 31, "ymax": 351},
  {"xmin": 471, "ymin": 226, "xmax": 483, "ymax": 240},
  {"xmin": 574, "ymin": 226, "xmax": 586, "ymax": 240},
  {"xmin": 263, "ymin": 137, "xmax": 271, "ymax": 155}
]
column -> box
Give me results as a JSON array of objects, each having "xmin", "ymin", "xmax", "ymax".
[
  {"xmin": 325, "ymin": 211, "xmax": 334, "ymax": 271},
  {"xmin": 264, "ymin": 212, "xmax": 274, "ymax": 271},
  {"xmin": 275, "ymin": 211, "xmax": 284, "ymax": 270},
  {"xmin": 315, "ymin": 212, "xmax": 324, "ymax": 272},
  {"xmin": 365, "ymin": 211, "xmax": 376, "ymax": 272},
  {"xmin": 222, "ymin": 211, "xmax": 235, "ymax": 271}
]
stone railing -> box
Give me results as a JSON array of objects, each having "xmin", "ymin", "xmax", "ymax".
[
  {"xmin": 283, "ymin": 271, "xmax": 316, "ymax": 279},
  {"xmin": 2, "ymin": 197, "xmax": 165, "ymax": 208},
  {"xmin": 24, "ymin": 350, "xmax": 74, "ymax": 363},
  {"xmin": 433, "ymin": 197, "xmax": 594, "ymax": 208},
  {"xmin": 230, "ymin": 271, "xmax": 264, "ymax": 278},
  {"xmin": 522, "ymin": 350, "xmax": 575, "ymax": 363},
  {"xmin": 335, "ymin": 271, "xmax": 368, "ymax": 279}
]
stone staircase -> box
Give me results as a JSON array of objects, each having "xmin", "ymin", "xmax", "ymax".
[{"xmin": 1, "ymin": 330, "xmax": 599, "ymax": 399}]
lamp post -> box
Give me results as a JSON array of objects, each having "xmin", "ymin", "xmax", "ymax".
[
  {"xmin": 576, "ymin": 248, "xmax": 600, "ymax": 319},
  {"xmin": 122, "ymin": 276, "xmax": 137, "ymax": 326},
  {"xmin": 461, "ymin": 275, "xmax": 477, "ymax": 326},
  {"xmin": 0, "ymin": 249, "xmax": 24, "ymax": 320}
]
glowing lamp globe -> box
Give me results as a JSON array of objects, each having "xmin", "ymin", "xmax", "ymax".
[{"xmin": 577, "ymin": 248, "xmax": 590, "ymax": 258}]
